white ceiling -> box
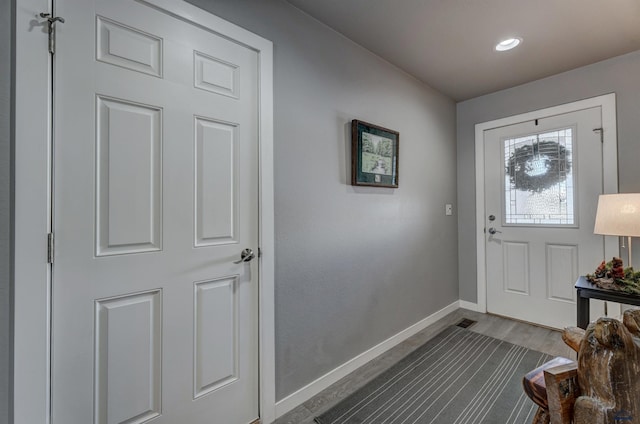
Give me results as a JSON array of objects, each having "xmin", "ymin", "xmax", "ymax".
[{"xmin": 285, "ymin": 0, "xmax": 640, "ymax": 101}]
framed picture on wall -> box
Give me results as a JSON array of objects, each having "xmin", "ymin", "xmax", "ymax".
[{"xmin": 351, "ymin": 120, "xmax": 399, "ymax": 188}]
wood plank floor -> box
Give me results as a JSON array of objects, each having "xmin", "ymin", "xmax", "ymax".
[{"xmin": 272, "ymin": 308, "xmax": 575, "ymax": 424}]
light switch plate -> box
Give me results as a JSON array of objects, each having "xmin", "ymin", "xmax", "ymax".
[{"xmin": 445, "ymin": 204, "xmax": 453, "ymax": 216}]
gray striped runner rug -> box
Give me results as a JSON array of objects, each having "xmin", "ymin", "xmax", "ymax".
[{"xmin": 315, "ymin": 326, "xmax": 551, "ymax": 424}]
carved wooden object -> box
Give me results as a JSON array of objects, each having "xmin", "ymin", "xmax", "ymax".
[
  {"xmin": 572, "ymin": 311, "xmax": 640, "ymax": 424},
  {"xmin": 544, "ymin": 363, "xmax": 579, "ymax": 424},
  {"xmin": 561, "ymin": 326, "xmax": 585, "ymax": 353},
  {"xmin": 531, "ymin": 407, "xmax": 551, "ymax": 424},
  {"xmin": 525, "ymin": 310, "xmax": 640, "ymax": 424},
  {"xmin": 523, "ymin": 356, "xmax": 575, "ymax": 424}
]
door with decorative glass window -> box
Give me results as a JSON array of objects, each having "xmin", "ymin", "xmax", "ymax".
[{"xmin": 484, "ymin": 107, "xmax": 606, "ymax": 329}]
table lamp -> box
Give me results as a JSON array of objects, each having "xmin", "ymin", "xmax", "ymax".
[{"xmin": 594, "ymin": 193, "xmax": 640, "ymax": 268}]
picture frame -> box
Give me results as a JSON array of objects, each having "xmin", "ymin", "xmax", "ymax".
[{"xmin": 351, "ymin": 120, "xmax": 399, "ymax": 188}]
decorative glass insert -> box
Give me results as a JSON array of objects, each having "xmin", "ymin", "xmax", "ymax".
[{"xmin": 504, "ymin": 128, "xmax": 574, "ymax": 225}]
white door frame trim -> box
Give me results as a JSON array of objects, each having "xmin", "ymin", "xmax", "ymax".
[
  {"xmin": 13, "ymin": 1, "xmax": 276, "ymax": 423},
  {"xmin": 474, "ymin": 93, "xmax": 618, "ymax": 314}
]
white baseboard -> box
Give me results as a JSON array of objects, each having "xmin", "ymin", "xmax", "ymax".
[
  {"xmin": 274, "ymin": 300, "xmax": 460, "ymax": 418},
  {"xmin": 459, "ymin": 300, "xmax": 481, "ymax": 312}
]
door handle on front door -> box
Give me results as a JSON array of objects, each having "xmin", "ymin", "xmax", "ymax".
[
  {"xmin": 233, "ymin": 248, "xmax": 255, "ymax": 264},
  {"xmin": 488, "ymin": 227, "xmax": 502, "ymax": 235}
]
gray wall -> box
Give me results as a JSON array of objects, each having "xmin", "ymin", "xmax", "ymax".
[
  {"xmin": 0, "ymin": 0, "xmax": 13, "ymax": 422},
  {"xmin": 4, "ymin": 0, "xmax": 457, "ymax": 408},
  {"xmin": 184, "ymin": 0, "xmax": 458, "ymax": 400},
  {"xmin": 457, "ymin": 49, "xmax": 640, "ymax": 303}
]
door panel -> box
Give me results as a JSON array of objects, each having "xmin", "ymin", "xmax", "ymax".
[
  {"xmin": 484, "ymin": 107, "xmax": 605, "ymax": 329},
  {"xmin": 96, "ymin": 16, "xmax": 164, "ymax": 77},
  {"xmin": 53, "ymin": 0, "xmax": 259, "ymax": 422},
  {"xmin": 546, "ymin": 244, "xmax": 578, "ymax": 302},
  {"xmin": 94, "ymin": 290, "xmax": 163, "ymax": 424},
  {"xmin": 193, "ymin": 277, "xmax": 239, "ymax": 399},
  {"xmin": 194, "ymin": 117, "xmax": 239, "ymax": 246},
  {"xmin": 95, "ymin": 96, "xmax": 163, "ymax": 256},
  {"xmin": 502, "ymin": 241, "xmax": 529, "ymax": 295}
]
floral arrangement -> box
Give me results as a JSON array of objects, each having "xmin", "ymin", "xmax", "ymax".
[{"xmin": 586, "ymin": 257, "xmax": 640, "ymax": 294}]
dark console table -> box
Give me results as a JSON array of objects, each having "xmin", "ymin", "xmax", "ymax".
[{"xmin": 575, "ymin": 276, "xmax": 640, "ymax": 329}]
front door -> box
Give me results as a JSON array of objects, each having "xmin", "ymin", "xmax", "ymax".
[
  {"xmin": 484, "ymin": 107, "xmax": 607, "ymax": 329},
  {"xmin": 52, "ymin": 0, "xmax": 260, "ymax": 422}
]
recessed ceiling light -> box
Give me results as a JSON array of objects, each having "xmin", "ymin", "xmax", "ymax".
[{"xmin": 495, "ymin": 37, "xmax": 522, "ymax": 51}]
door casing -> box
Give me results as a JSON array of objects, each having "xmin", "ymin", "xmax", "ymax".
[
  {"xmin": 13, "ymin": 1, "xmax": 275, "ymax": 423},
  {"xmin": 474, "ymin": 93, "xmax": 618, "ymax": 314}
]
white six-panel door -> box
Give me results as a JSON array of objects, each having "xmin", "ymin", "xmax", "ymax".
[{"xmin": 52, "ymin": 0, "xmax": 261, "ymax": 422}]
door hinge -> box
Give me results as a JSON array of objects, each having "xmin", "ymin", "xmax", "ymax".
[
  {"xmin": 593, "ymin": 127, "xmax": 604, "ymax": 142},
  {"xmin": 39, "ymin": 13, "xmax": 65, "ymax": 55},
  {"xmin": 47, "ymin": 233, "xmax": 54, "ymax": 264},
  {"xmin": 258, "ymin": 247, "xmax": 262, "ymax": 258}
]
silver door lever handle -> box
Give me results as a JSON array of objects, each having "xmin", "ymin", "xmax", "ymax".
[
  {"xmin": 488, "ymin": 227, "xmax": 502, "ymax": 235},
  {"xmin": 234, "ymin": 248, "xmax": 255, "ymax": 264}
]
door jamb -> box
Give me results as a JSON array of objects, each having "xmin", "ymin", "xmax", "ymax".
[
  {"xmin": 474, "ymin": 93, "xmax": 618, "ymax": 314},
  {"xmin": 13, "ymin": 0, "xmax": 276, "ymax": 423}
]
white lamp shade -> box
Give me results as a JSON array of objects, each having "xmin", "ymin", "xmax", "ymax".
[{"xmin": 594, "ymin": 193, "xmax": 640, "ymax": 237}]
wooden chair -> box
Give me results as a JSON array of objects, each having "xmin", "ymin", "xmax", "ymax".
[
  {"xmin": 523, "ymin": 310, "xmax": 640, "ymax": 424},
  {"xmin": 522, "ymin": 356, "xmax": 578, "ymax": 424}
]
